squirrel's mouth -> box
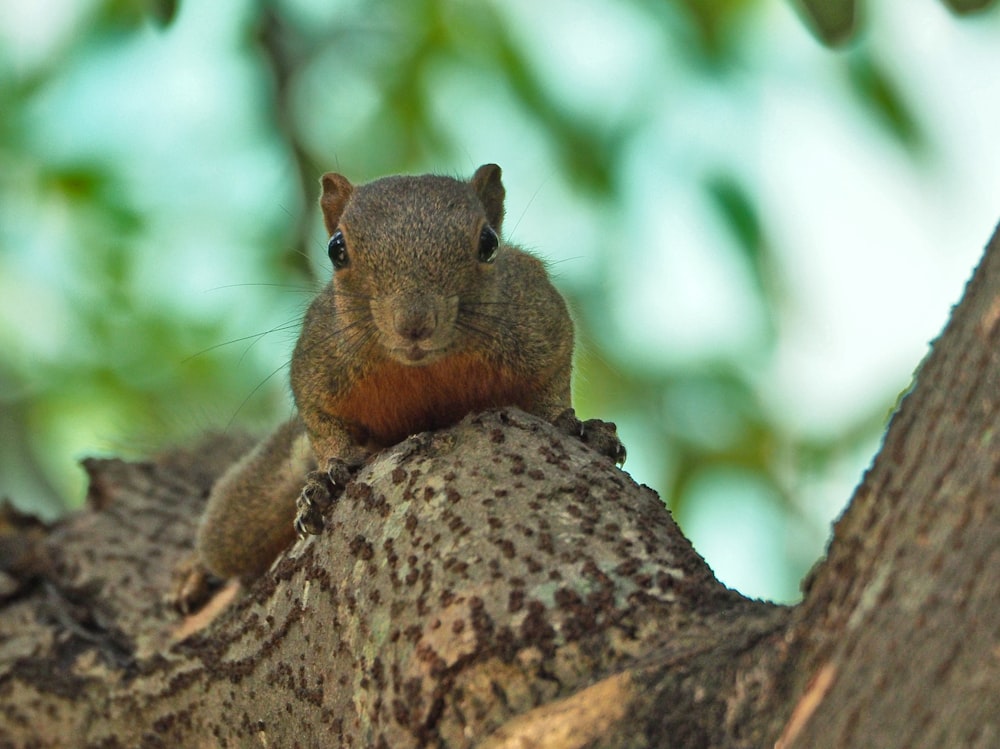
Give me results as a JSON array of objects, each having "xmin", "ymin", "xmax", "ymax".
[{"xmin": 390, "ymin": 344, "xmax": 446, "ymax": 366}]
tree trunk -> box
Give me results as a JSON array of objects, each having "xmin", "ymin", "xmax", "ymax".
[{"xmin": 2, "ymin": 225, "xmax": 999, "ymax": 748}]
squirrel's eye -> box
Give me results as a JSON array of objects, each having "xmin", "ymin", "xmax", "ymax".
[
  {"xmin": 478, "ymin": 226, "xmax": 499, "ymax": 264},
  {"xmin": 327, "ymin": 231, "xmax": 349, "ymax": 269}
]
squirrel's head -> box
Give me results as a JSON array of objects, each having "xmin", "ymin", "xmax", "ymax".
[{"xmin": 316, "ymin": 164, "xmax": 508, "ymax": 366}]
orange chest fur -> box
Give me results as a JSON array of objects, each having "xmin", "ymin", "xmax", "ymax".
[{"xmin": 328, "ymin": 352, "xmax": 535, "ymax": 446}]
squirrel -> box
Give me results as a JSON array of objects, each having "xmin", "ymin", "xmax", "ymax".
[{"xmin": 172, "ymin": 164, "xmax": 624, "ymax": 613}]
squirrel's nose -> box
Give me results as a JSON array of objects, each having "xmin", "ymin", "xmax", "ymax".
[{"xmin": 394, "ymin": 304, "xmax": 437, "ymax": 342}]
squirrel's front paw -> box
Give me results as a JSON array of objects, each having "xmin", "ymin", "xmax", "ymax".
[
  {"xmin": 294, "ymin": 458, "xmax": 354, "ymax": 537},
  {"xmin": 554, "ymin": 409, "xmax": 627, "ymax": 466},
  {"xmin": 581, "ymin": 418, "xmax": 627, "ymax": 465}
]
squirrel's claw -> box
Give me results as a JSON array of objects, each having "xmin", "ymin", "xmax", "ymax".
[
  {"xmin": 580, "ymin": 418, "xmax": 627, "ymax": 466},
  {"xmin": 554, "ymin": 409, "xmax": 626, "ymax": 466},
  {"xmin": 294, "ymin": 479, "xmax": 330, "ymax": 537},
  {"xmin": 293, "ymin": 502, "xmax": 324, "ymax": 538},
  {"xmin": 294, "ymin": 458, "xmax": 354, "ymax": 537}
]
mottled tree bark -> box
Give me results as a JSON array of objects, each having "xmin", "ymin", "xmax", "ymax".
[{"xmin": 2, "ymin": 225, "xmax": 999, "ymax": 748}]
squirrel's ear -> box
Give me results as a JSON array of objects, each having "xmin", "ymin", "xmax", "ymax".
[
  {"xmin": 471, "ymin": 163, "xmax": 505, "ymax": 235},
  {"xmin": 319, "ymin": 173, "xmax": 354, "ymax": 235}
]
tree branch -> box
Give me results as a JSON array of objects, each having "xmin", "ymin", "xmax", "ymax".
[
  {"xmin": 3, "ymin": 228, "xmax": 1000, "ymax": 747},
  {"xmin": 770, "ymin": 222, "xmax": 1000, "ymax": 747}
]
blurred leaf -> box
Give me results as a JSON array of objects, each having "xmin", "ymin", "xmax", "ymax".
[
  {"xmin": 47, "ymin": 166, "xmax": 107, "ymax": 200},
  {"xmin": 93, "ymin": 0, "xmax": 151, "ymax": 32},
  {"xmin": 0, "ymin": 383, "xmax": 66, "ymax": 518},
  {"xmin": 95, "ymin": 0, "xmax": 181, "ymax": 30},
  {"xmin": 795, "ymin": 398, "xmax": 894, "ymax": 472},
  {"xmin": 704, "ymin": 172, "xmax": 780, "ymax": 344},
  {"xmin": 705, "ymin": 173, "xmax": 763, "ymax": 264},
  {"xmin": 941, "ymin": 0, "xmax": 997, "ymax": 12},
  {"xmin": 43, "ymin": 162, "xmax": 144, "ymax": 235},
  {"xmin": 846, "ymin": 52, "xmax": 925, "ymax": 153},
  {"xmin": 146, "ymin": 0, "xmax": 179, "ymax": 27},
  {"xmin": 490, "ymin": 19, "xmax": 620, "ymax": 195},
  {"xmin": 659, "ymin": 366, "xmax": 770, "ymax": 510},
  {"xmin": 671, "ymin": 0, "xmax": 760, "ymax": 63},
  {"xmin": 793, "ymin": 0, "xmax": 858, "ymax": 46}
]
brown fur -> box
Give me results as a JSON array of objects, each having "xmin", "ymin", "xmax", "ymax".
[{"xmin": 329, "ymin": 352, "xmax": 539, "ymax": 446}]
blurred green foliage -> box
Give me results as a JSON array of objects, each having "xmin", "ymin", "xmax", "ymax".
[
  {"xmin": 794, "ymin": 0, "xmax": 996, "ymax": 45},
  {"xmin": 1, "ymin": 0, "xmax": 997, "ymax": 600}
]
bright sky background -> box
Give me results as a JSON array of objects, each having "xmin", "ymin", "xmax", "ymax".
[{"xmin": 1, "ymin": 0, "xmax": 998, "ymax": 601}]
